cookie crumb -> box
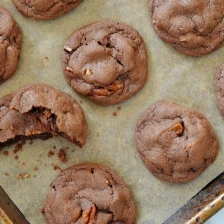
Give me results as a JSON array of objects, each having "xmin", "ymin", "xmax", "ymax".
[
  {"xmin": 15, "ymin": 155, "xmax": 19, "ymax": 160},
  {"xmin": 34, "ymin": 167, "xmax": 38, "ymax": 171},
  {"xmin": 117, "ymin": 107, "xmax": 121, "ymax": 111},
  {"xmin": 14, "ymin": 142, "xmax": 23, "ymax": 154},
  {"xmin": 17, "ymin": 172, "xmax": 30, "ymax": 180},
  {"xmin": 22, "ymin": 162, "xmax": 25, "ymax": 166},
  {"xmin": 3, "ymin": 151, "xmax": 8, "ymax": 156},
  {"xmin": 33, "ymin": 175, "xmax": 37, "ymax": 178},
  {"xmin": 4, "ymin": 172, "xmax": 9, "ymax": 176},
  {"xmin": 48, "ymin": 151, "xmax": 55, "ymax": 157},
  {"xmin": 113, "ymin": 112, "xmax": 117, "ymax": 116},
  {"xmin": 53, "ymin": 145, "xmax": 56, "ymax": 150},
  {"xmin": 29, "ymin": 141, "xmax": 33, "ymax": 145},
  {"xmin": 57, "ymin": 149, "xmax": 67, "ymax": 163},
  {"xmin": 80, "ymin": 100, "xmax": 83, "ymax": 103},
  {"xmin": 41, "ymin": 208, "xmax": 45, "ymax": 214},
  {"xmin": 53, "ymin": 165, "xmax": 62, "ymax": 171},
  {"xmin": 45, "ymin": 56, "xmax": 48, "ymax": 60}
]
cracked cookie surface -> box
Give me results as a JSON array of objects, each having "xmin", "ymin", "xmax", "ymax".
[
  {"xmin": 0, "ymin": 7, "xmax": 22, "ymax": 84},
  {"xmin": 44, "ymin": 163, "xmax": 136, "ymax": 224},
  {"xmin": 135, "ymin": 102, "xmax": 218, "ymax": 183},
  {"xmin": 0, "ymin": 84, "xmax": 87, "ymax": 148},
  {"xmin": 63, "ymin": 21, "xmax": 148, "ymax": 105},
  {"xmin": 150, "ymin": 0, "xmax": 224, "ymax": 56},
  {"xmin": 12, "ymin": 0, "xmax": 83, "ymax": 20}
]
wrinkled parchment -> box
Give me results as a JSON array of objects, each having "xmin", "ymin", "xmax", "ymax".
[{"xmin": 1, "ymin": 0, "xmax": 224, "ymax": 223}]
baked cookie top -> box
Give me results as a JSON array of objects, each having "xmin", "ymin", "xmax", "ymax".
[
  {"xmin": 150, "ymin": 0, "xmax": 224, "ymax": 56},
  {"xmin": 63, "ymin": 21, "xmax": 148, "ymax": 105},
  {"xmin": 0, "ymin": 7, "xmax": 22, "ymax": 83},
  {"xmin": 12, "ymin": 0, "xmax": 83, "ymax": 20},
  {"xmin": 44, "ymin": 163, "xmax": 136, "ymax": 224},
  {"xmin": 135, "ymin": 102, "xmax": 218, "ymax": 183}
]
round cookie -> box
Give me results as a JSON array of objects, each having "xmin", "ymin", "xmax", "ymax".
[
  {"xmin": 0, "ymin": 7, "xmax": 22, "ymax": 83},
  {"xmin": 150, "ymin": 0, "xmax": 224, "ymax": 56},
  {"xmin": 215, "ymin": 63, "xmax": 224, "ymax": 116},
  {"xmin": 12, "ymin": 0, "xmax": 83, "ymax": 20},
  {"xmin": 135, "ymin": 102, "xmax": 218, "ymax": 183},
  {"xmin": 63, "ymin": 21, "xmax": 148, "ymax": 105},
  {"xmin": 44, "ymin": 163, "xmax": 136, "ymax": 224}
]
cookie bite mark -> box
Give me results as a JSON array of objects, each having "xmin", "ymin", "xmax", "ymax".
[
  {"xmin": 12, "ymin": 0, "xmax": 83, "ymax": 20},
  {"xmin": 150, "ymin": 0, "xmax": 224, "ymax": 56},
  {"xmin": 0, "ymin": 7, "xmax": 22, "ymax": 84},
  {"xmin": 0, "ymin": 84, "xmax": 87, "ymax": 150},
  {"xmin": 44, "ymin": 163, "xmax": 136, "ymax": 224},
  {"xmin": 63, "ymin": 21, "xmax": 148, "ymax": 105},
  {"xmin": 135, "ymin": 102, "xmax": 218, "ymax": 183}
]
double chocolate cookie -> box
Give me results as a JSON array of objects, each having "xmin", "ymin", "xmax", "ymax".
[
  {"xmin": 0, "ymin": 7, "xmax": 22, "ymax": 84},
  {"xmin": 12, "ymin": 0, "xmax": 83, "ymax": 20},
  {"xmin": 63, "ymin": 21, "xmax": 148, "ymax": 105},
  {"xmin": 135, "ymin": 102, "xmax": 218, "ymax": 183},
  {"xmin": 44, "ymin": 163, "xmax": 136, "ymax": 224},
  {"xmin": 150, "ymin": 0, "xmax": 224, "ymax": 56},
  {"xmin": 0, "ymin": 84, "xmax": 87, "ymax": 148}
]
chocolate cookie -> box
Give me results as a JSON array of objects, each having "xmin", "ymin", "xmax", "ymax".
[
  {"xmin": 0, "ymin": 7, "xmax": 22, "ymax": 83},
  {"xmin": 63, "ymin": 21, "xmax": 148, "ymax": 105},
  {"xmin": 44, "ymin": 163, "xmax": 136, "ymax": 224},
  {"xmin": 150, "ymin": 0, "xmax": 224, "ymax": 56},
  {"xmin": 135, "ymin": 102, "xmax": 218, "ymax": 183},
  {"xmin": 12, "ymin": 0, "xmax": 83, "ymax": 20},
  {"xmin": 0, "ymin": 84, "xmax": 87, "ymax": 148}
]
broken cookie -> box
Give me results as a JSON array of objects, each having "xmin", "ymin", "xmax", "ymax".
[{"xmin": 0, "ymin": 84, "xmax": 87, "ymax": 148}]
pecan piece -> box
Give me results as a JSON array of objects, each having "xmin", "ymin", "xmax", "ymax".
[
  {"xmin": 169, "ymin": 123, "xmax": 184, "ymax": 136},
  {"xmin": 82, "ymin": 205, "xmax": 96, "ymax": 224}
]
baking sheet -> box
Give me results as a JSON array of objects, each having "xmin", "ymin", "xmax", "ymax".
[{"xmin": 1, "ymin": 0, "xmax": 224, "ymax": 223}]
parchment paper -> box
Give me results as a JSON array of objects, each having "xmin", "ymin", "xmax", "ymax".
[{"xmin": 1, "ymin": 1, "xmax": 224, "ymax": 224}]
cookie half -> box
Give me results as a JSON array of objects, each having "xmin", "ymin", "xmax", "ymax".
[
  {"xmin": 12, "ymin": 0, "xmax": 83, "ymax": 20},
  {"xmin": 63, "ymin": 21, "xmax": 148, "ymax": 105},
  {"xmin": 0, "ymin": 84, "xmax": 87, "ymax": 148},
  {"xmin": 0, "ymin": 7, "xmax": 22, "ymax": 83},
  {"xmin": 135, "ymin": 102, "xmax": 218, "ymax": 183},
  {"xmin": 150, "ymin": 0, "xmax": 224, "ymax": 56},
  {"xmin": 44, "ymin": 163, "xmax": 136, "ymax": 224}
]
